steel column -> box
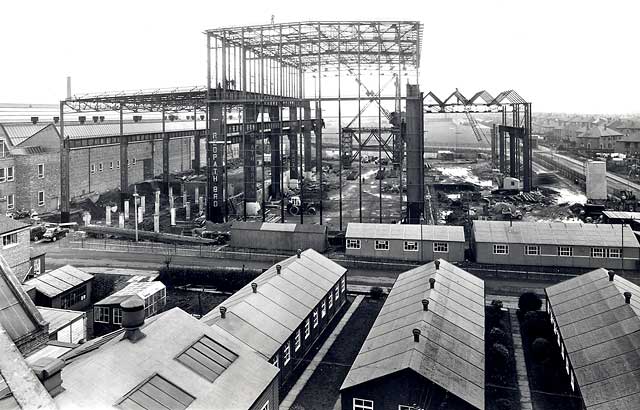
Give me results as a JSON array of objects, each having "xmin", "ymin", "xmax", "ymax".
[
  {"xmin": 119, "ymin": 104, "xmax": 128, "ymax": 208},
  {"xmin": 59, "ymin": 102, "xmax": 70, "ymax": 223},
  {"xmin": 406, "ymin": 84, "xmax": 423, "ymax": 224}
]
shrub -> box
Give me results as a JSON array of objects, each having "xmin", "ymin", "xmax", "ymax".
[
  {"xmin": 491, "ymin": 299, "xmax": 504, "ymax": 310},
  {"xmin": 532, "ymin": 337, "xmax": 552, "ymax": 362},
  {"xmin": 495, "ymin": 398, "xmax": 512, "ymax": 410},
  {"xmin": 369, "ymin": 286, "xmax": 384, "ymax": 300},
  {"xmin": 518, "ymin": 292, "xmax": 542, "ymax": 313},
  {"xmin": 523, "ymin": 310, "xmax": 549, "ymax": 338},
  {"xmin": 489, "ymin": 327, "xmax": 509, "ymax": 345},
  {"xmin": 491, "ymin": 343, "xmax": 510, "ymax": 367}
]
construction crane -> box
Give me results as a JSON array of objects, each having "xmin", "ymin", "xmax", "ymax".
[{"xmin": 465, "ymin": 110, "xmax": 491, "ymax": 145}]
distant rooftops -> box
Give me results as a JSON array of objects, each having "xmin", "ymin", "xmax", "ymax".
[
  {"xmin": 346, "ymin": 222, "xmax": 466, "ymax": 242},
  {"xmin": 341, "ymin": 260, "xmax": 485, "ymax": 409},
  {"xmin": 473, "ymin": 220, "xmax": 640, "ymax": 248},
  {"xmin": 24, "ymin": 265, "xmax": 93, "ymax": 299},
  {"xmin": 546, "ymin": 269, "xmax": 640, "ymax": 409}
]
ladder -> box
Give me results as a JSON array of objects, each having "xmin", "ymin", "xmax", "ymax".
[{"xmin": 465, "ymin": 111, "xmax": 491, "ymax": 145}]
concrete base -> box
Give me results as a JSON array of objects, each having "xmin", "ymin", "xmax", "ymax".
[{"xmin": 245, "ymin": 202, "xmax": 261, "ymax": 216}]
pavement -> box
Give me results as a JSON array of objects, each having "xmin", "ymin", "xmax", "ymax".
[
  {"xmin": 280, "ymin": 295, "xmax": 365, "ymax": 410},
  {"xmin": 510, "ymin": 310, "xmax": 533, "ymax": 410}
]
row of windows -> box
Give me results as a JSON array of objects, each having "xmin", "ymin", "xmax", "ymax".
[
  {"xmin": 60, "ymin": 286, "xmax": 87, "ymax": 309},
  {"xmin": 2, "ymin": 192, "xmax": 45, "ymax": 209},
  {"xmin": 95, "ymin": 306, "xmax": 123, "ymax": 325},
  {"xmin": 2, "ymin": 233, "xmax": 18, "ymax": 248},
  {"xmin": 494, "ymin": 244, "xmax": 622, "ymax": 258},
  {"xmin": 353, "ymin": 399, "xmax": 417, "ymax": 410},
  {"xmin": 0, "ymin": 167, "xmax": 14, "ymax": 183},
  {"xmin": 272, "ymin": 277, "xmax": 346, "ymax": 369},
  {"xmin": 90, "ymin": 158, "xmax": 138, "ymax": 174},
  {"xmin": 346, "ymin": 239, "xmax": 449, "ymax": 254}
]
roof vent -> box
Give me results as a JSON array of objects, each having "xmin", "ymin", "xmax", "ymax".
[
  {"xmin": 429, "ymin": 278, "xmax": 436, "ymax": 289},
  {"xmin": 53, "ymin": 116, "xmax": 59, "ymax": 124},
  {"xmin": 92, "ymin": 116, "xmax": 99, "ymax": 123},
  {"xmin": 133, "ymin": 115, "xmax": 142, "ymax": 123},
  {"xmin": 251, "ymin": 282, "xmax": 257, "ymax": 293},
  {"xmin": 31, "ymin": 116, "xmax": 38, "ymax": 124},
  {"xmin": 220, "ymin": 306, "xmax": 227, "ymax": 318},
  {"xmin": 31, "ymin": 357, "xmax": 65, "ymax": 397},
  {"xmin": 608, "ymin": 270, "xmax": 615, "ymax": 281},
  {"xmin": 624, "ymin": 292, "xmax": 632, "ymax": 304},
  {"xmin": 99, "ymin": 115, "xmax": 105, "ymax": 122},
  {"xmin": 412, "ymin": 328, "xmax": 421, "ymax": 343},
  {"xmin": 434, "ymin": 260, "xmax": 440, "ymax": 270},
  {"xmin": 421, "ymin": 299, "xmax": 429, "ymax": 311},
  {"xmin": 276, "ymin": 264, "xmax": 282, "ymax": 274},
  {"xmin": 121, "ymin": 297, "xmax": 146, "ymax": 343},
  {"xmin": 297, "ymin": 249, "xmax": 302, "ymax": 258},
  {"xmin": 78, "ymin": 116, "xmax": 86, "ymax": 124}
]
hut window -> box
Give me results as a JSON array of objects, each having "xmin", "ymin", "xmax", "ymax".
[
  {"xmin": 283, "ymin": 341, "xmax": 291, "ymax": 365},
  {"xmin": 346, "ymin": 239, "xmax": 361, "ymax": 249},
  {"xmin": 493, "ymin": 244, "xmax": 509, "ymax": 255},
  {"xmin": 321, "ymin": 300, "xmax": 326, "ymax": 318},
  {"xmin": 525, "ymin": 245, "xmax": 540, "ymax": 256},
  {"xmin": 558, "ymin": 246, "xmax": 573, "ymax": 257},
  {"xmin": 404, "ymin": 241, "xmax": 419, "ymax": 252},
  {"xmin": 608, "ymin": 248, "xmax": 621, "ymax": 258},
  {"xmin": 591, "ymin": 248, "xmax": 604, "ymax": 258},
  {"xmin": 374, "ymin": 240, "xmax": 389, "ymax": 251},
  {"xmin": 304, "ymin": 318, "xmax": 310, "ymax": 339},
  {"xmin": 94, "ymin": 306, "xmax": 110, "ymax": 323},
  {"xmin": 433, "ymin": 242, "xmax": 448, "ymax": 253},
  {"xmin": 353, "ymin": 399, "xmax": 374, "ymax": 410},
  {"xmin": 312, "ymin": 309, "xmax": 319, "ymax": 328},
  {"xmin": 294, "ymin": 329, "xmax": 301, "ymax": 351}
]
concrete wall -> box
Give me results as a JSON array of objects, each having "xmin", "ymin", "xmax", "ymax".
[
  {"xmin": 475, "ymin": 242, "xmax": 639, "ymax": 270},
  {"xmin": 0, "ymin": 229, "xmax": 31, "ymax": 281},
  {"xmin": 345, "ymin": 238, "xmax": 465, "ymax": 263}
]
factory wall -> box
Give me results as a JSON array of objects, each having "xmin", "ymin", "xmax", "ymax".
[
  {"xmin": 474, "ymin": 242, "xmax": 639, "ymax": 270},
  {"xmin": 345, "ymin": 238, "xmax": 465, "ymax": 263},
  {"xmin": 14, "ymin": 151, "xmax": 60, "ymax": 213},
  {"xmin": 0, "ymin": 156, "xmax": 16, "ymax": 214},
  {"xmin": 0, "ymin": 228, "xmax": 31, "ymax": 281}
]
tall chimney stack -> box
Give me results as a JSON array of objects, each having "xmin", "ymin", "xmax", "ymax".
[
  {"xmin": 66, "ymin": 76, "xmax": 71, "ymax": 100},
  {"xmin": 412, "ymin": 328, "xmax": 421, "ymax": 343},
  {"xmin": 624, "ymin": 292, "xmax": 632, "ymax": 304},
  {"xmin": 121, "ymin": 297, "xmax": 146, "ymax": 343}
]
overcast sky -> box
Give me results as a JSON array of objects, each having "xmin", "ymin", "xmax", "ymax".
[{"xmin": 1, "ymin": 0, "xmax": 637, "ymax": 114}]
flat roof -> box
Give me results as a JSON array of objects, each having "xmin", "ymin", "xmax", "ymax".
[
  {"xmin": 473, "ymin": 220, "xmax": 640, "ymax": 248},
  {"xmin": 603, "ymin": 211, "xmax": 640, "ymax": 220},
  {"xmin": 37, "ymin": 307, "xmax": 85, "ymax": 335},
  {"xmin": 346, "ymin": 223, "xmax": 466, "ymax": 242},
  {"xmin": 546, "ymin": 269, "xmax": 640, "ymax": 410},
  {"xmin": 54, "ymin": 308, "xmax": 278, "ymax": 410},
  {"xmin": 201, "ymin": 249, "xmax": 347, "ymax": 360},
  {"xmin": 341, "ymin": 260, "xmax": 485, "ymax": 410},
  {"xmin": 95, "ymin": 281, "xmax": 165, "ymax": 306},
  {"xmin": 24, "ymin": 265, "xmax": 93, "ymax": 298},
  {"xmin": 0, "ymin": 215, "xmax": 30, "ymax": 235}
]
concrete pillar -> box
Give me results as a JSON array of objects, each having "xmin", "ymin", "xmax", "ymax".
[
  {"xmin": 162, "ymin": 113, "xmax": 170, "ymax": 194},
  {"xmin": 119, "ymin": 106, "xmax": 128, "ymax": 209},
  {"xmin": 406, "ymin": 84, "xmax": 424, "ymax": 224},
  {"xmin": 207, "ymin": 102, "xmax": 225, "ymax": 222},
  {"xmin": 137, "ymin": 206, "xmax": 143, "ymax": 224},
  {"xmin": 124, "ymin": 200, "xmax": 130, "ymax": 221},
  {"xmin": 270, "ymin": 133, "xmax": 281, "ymax": 199},
  {"xmin": 105, "ymin": 206, "xmax": 112, "ymax": 225},
  {"xmin": 289, "ymin": 107, "xmax": 299, "ymax": 179},
  {"xmin": 509, "ymin": 131, "xmax": 517, "ymax": 178},
  {"xmin": 169, "ymin": 186, "xmax": 174, "ymax": 209},
  {"xmin": 193, "ymin": 107, "xmax": 201, "ymax": 174},
  {"xmin": 182, "ymin": 185, "xmax": 187, "ymax": 207},
  {"xmin": 118, "ymin": 213, "xmax": 125, "ymax": 228},
  {"xmin": 243, "ymin": 105, "xmax": 257, "ymax": 205},
  {"xmin": 170, "ymin": 208, "xmax": 176, "ymax": 226},
  {"xmin": 186, "ymin": 202, "xmax": 191, "ymax": 219},
  {"xmin": 140, "ymin": 196, "xmax": 145, "ymax": 215},
  {"xmin": 198, "ymin": 196, "xmax": 204, "ymax": 214},
  {"xmin": 154, "ymin": 190, "xmax": 160, "ymax": 215},
  {"xmin": 303, "ymin": 101, "xmax": 312, "ymax": 175},
  {"xmin": 154, "ymin": 214, "xmax": 160, "ymax": 233},
  {"xmin": 194, "ymin": 186, "xmax": 199, "ymax": 204}
]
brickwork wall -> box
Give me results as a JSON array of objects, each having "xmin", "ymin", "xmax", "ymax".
[
  {"xmin": 0, "ymin": 229, "xmax": 31, "ymax": 281},
  {"xmin": 0, "ymin": 156, "xmax": 16, "ymax": 214},
  {"xmin": 14, "ymin": 151, "xmax": 60, "ymax": 213}
]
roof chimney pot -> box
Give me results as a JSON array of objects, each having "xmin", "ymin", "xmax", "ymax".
[
  {"xmin": 429, "ymin": 278, "xmax": 436, "ymax": 289},
  {"xmin": 121, "ymin": 297, "xmax": 146, "ymax": 343},
  {"xmin": 422, "ymin": 299, "xmax": 429, "ymax": 311},
  {"xmin": 624, "ymin": 291, "xmax": 632, "ymax": 304},
  {"xmin": 434, "ymin": 260, "xmax": 440, "ymax": 270},
  {"xmin": 608, "ymin": 270, "xmax": 615, "ymax": 281},
  {"xmin": 276, "ymin": 264, "xmax": 282, "ymax": 274},
  {"xmin": 220, "ymin": 306, "xmax": 227, "ymax": 318},
  {"xmin": 413, "ymin": 328, "xmax": 421, "ymax": 343},
  {"xmin": 251, "ymin": 282, "xmax": 258, "ymax": 293},
  {"xmin": 297, "ymin": 249, "xmax": 302, "ymax": 258}
]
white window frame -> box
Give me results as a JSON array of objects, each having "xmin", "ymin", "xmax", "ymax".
[
  {"xmin": 374, "ymin": 240, "xmax": 389, "ymax": 251},
  {"xmin": 94, "ymin": 306, "xmax": 110, "ymax": 323},
  {"xmin": 112, "ymin": 307, "xmax": 122, "ymax": 325},
  {"xmin": 608, "ymin": 248, "xmax": 621, "ymax": 258},
  {"xmin": 294, "ymin": 329, "xmax": 301, "ymax": 351},
  {"xmin": 433, "ymin": 242, "xmax": 449, "ymax": 253},
  {"xmin": 132, "ymin": 157, "xmax": 137, "ymax": 166},
  {"xmin": 328, "ymin": 292, "xmax": 333, "ymax": 309},
  {"xmin": 404, "ymin": 241, "xmax": 419, "ymax": 252},
  {"xmin": 270, "ymin": 355, "xmax": 279, "ymax": 369},
  {"xmin": 591, "ymin": 247, "xmax": 605, "ymax": 258},
  {"xmin": 493, "ymin": 244, "xmax": 509, "ymax": 255},
  {"xmin": 98, "ymin": 162, "xmax": 104, "ymax": 172},
  {"xmin": 334, "ymin": 287, "xmax": 340, "ymax": 303},
  {"xmin": 341, "ymin": 277, "xmax": 346, "ymax": 293},
  {"xmin": 109, "ymin": 161, "xmax": 114, "ymax": 170},
  {"xmin": 260, "ymin": 401, "xmax": 269, "ymax": 410},
  {"xmin": 399, "ymin": 406, "xmax": 417, "ymax": 410},
  {"xmin": 353, "ymin": 398, "xmax": 374, "ymax": 410},
  {"xmin": 0, "ymin": 168, "xmax": 5, "ymax": 183},
  {"xmin": 37, "ymin": 191, "xmax": 45, "ymax": 206},
  {"xmin": 2, "ymin": 233, "xmax": 18, "ymax": 248},
  {"xmin": 6, "ymin": 167, "xmax": 13, "ymax": 182},
  {"xmin": 6, "ymin": 194, "xmax": 14, "ymax": 210},
  {"xmin": 37, "ymin": 163, "xmax": 44, "ymax": 179},
  {"xmin": 558, "ymin": 246, "xmax": 573, "ymax": 257},
  {"xmin": 90, "ymin": 164, "xmax": 96, "ymax": 174},
  {"xmin": 346, "ymin": 239, "xmax": 361, "ymax": 249},
  {"xmin": 283, "ymin": 341, "xmax": 291, "ymax": 365},
  {"xmin": 304, "ymin": 318, "xmax": 310, "ymax": 339},
  {"xmin": 312, "ymin": 309, "xmax": 319, "ymax": 328},
  {"xmin": 321, "ymin": 300, "xmax": 326, "ymax": 318},
  {"xmin": 525, "ymin": 245, "xmax": 540, "ymax": 256},
  {"xmin": 116, "ymin": 160, "xmax": 121, "ymax": 169}
]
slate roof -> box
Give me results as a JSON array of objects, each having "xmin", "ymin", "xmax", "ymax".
[
  {"xmin": 546, "ymin": 269, "xmax": 640, "ymax": 410},
  {"xmin": 577, "ymin": 126, "xmax": 623, "ymax": 139},
  {"xmin": 0, "ymin": 215, "xmax": 30, "ymax": 235},
  {"xmin": 57, "ymin": 120, "xmax": 205, "ymax": 140},
  {"xmin": 24, "ymin": 265, "xmax": 93, "ymax": 298},
  {"xmin": 0, "ymin": 123, "xmax": 49, "ymax": 147},
  {"xmin": 200, "ymin": 248, "xmax": 347, "ymax": 360},
  {"xmin": 54, "ymin": 308, "xmax": 278, "ymax": 410},
  {"xmin": 473, "ymin": 221, "xmax": 640, "ymax": 248},
  {"xmin": 346, "ymin": 223, "xmax": 466, "ymax": 242},
  {"xmin": 341, "ymin": 260, "xmax": 485, "ymax": 410}
]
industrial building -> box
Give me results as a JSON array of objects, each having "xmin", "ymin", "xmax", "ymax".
[
  {"xmin": 201, "ymin": 248, "xmax": 348, "ymax": 391},
  {"xmin": 472, "ymin": 220, "xmax": 640, "ymax": 270},
  {"xmin": 92, "ymin": 281, "xmax": 166, "ymax": 336},
  {"xmin": 344, "ymin": 223, "xmax": 465, "ymax": 262},
  {"xmin": 341, "ymin": 259, "xmax": 485, "ymax": 410},
  {"xmin": 37, "ymin": 307, "xmax": 86, "ymax": 344},
  {"xmin": 545, "ymin": 268, "xmax": 640, "ymax": 409},
  {"xmin": 230, "ymin": 221, "xmax": 328, "ymax": 252},
  {"xmin": 24, "ymin": 265, "xmax": 93, "ymax": 311},
  {"xmin": 0, "ymin": 215, "xmax": 40, "ymax": 281}
]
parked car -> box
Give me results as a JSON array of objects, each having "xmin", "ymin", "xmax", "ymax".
[
  {"xmin": 30, "ymin": 225, "xmax": 47, "ymax": 241},
  {"xmin": 42, "ymin": 227, "xmax": 68, "ymax": 242}
]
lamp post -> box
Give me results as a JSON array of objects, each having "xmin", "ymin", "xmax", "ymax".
[{"xmin": 133, "ymin": 192, "xmax": 139, "ymax": 242}]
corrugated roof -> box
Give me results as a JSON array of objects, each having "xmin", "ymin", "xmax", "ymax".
[
  {"xmin": 200, "ymin": 249, "xmax": 347, "ymax": 360},
  {"xmin": 24, "ymin": 265, "xmax": 93, "ymax": 298},
  {"xmin": 0, "ymin": 215, "xmax": 30, "ymax": 235},
  {"xmin": 0, "ymin": 123, "xmax": 49, "ymax": 146},
  {"xmin": 57, "ymin": 120, "xmax": 205, "ymax": 140},
  {"xmin": 54, "ymin": 308, "xmax": 278, "ymax": 410},
  {"xmin": 346, "ymin": 223, "xmax": 466, "ymax": 242},
  {"xmin": 546, "ymin": 269, "xmax": 640, "ymax": 410},
  {"xmin": 473, "ymin": 221, "xmax": 640, "ymax": 248},
  {"xmin": 603, "ymin": 211, "xmax": 640, "ymax": 220},
  {"xmin": 341, "ymin": 260, "xmax": 485, "ymax": 410},
  {"xmin": 95, "ymin": 281, "xmax": 165, "ymax": 306},
  {"xmin": 231, "ymin": 221, "xmax": 327, "ymax": 234},
  {"xmin": 37, "ymin": 307, "xmax": 84, "ymax": 334}
]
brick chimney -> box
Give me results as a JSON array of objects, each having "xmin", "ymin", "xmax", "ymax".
[
  {"xmin": 31, "ymin": 357, "xmax": 65, "ymax": 397},
  {"xmin": 121, "ymin": 297, "xmax": 146, "ymax": 343}
]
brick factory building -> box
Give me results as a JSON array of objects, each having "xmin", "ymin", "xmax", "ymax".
[{"xmin": 0, "ymin": 215, "xmax": 39, "ymax": 281}]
